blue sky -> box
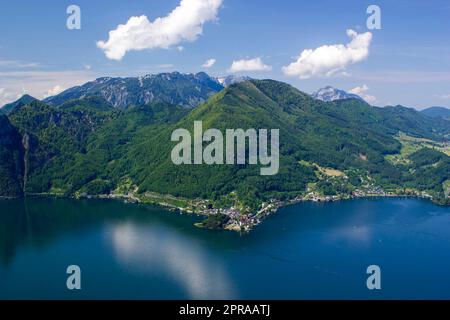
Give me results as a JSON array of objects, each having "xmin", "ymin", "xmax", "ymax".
[{"xmin": 1, "ymin": 0, "xmax": 450, "ymax": 109}]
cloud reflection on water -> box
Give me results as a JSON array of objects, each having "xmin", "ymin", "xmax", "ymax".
[{"xmin": 107, "ymin": 222, "xmax": 235, "ymax": 299}]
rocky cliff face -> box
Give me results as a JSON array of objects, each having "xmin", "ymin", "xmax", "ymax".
[
  {"xmin": 311, "ymin": 86, "xmax": 364, "ymax": 102},
  {"xmin": 44, "ymin": 72, "xmax": 224, "ymax": 109},
  {"xmin": 0, "ymin": 115, "xmax": 24, "ymax": 197}
]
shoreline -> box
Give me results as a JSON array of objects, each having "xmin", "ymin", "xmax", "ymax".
[{"xmin": 2, "ymin": 189, "xmax": 446, "ymax": 233}]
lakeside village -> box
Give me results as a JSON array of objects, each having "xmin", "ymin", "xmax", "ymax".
[
  {"xmin": 71, "ymin": 133, "xmax": 448, "ymax": 232},
  {"xmin": 85, "ymin": 173, "xmax": 436, "ymax": 233},
  {"xmin": 174, "ymin": 188, "xmax": 432, "ymax": 233}
]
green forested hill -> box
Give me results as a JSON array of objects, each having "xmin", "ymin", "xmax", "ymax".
[
  {"xmin": 376, "ymin": 105, "xmax": 450, "ymax": 140},
  {"xmin": 7, "ymin": 100, "xmax": 188, "ymax": 196},
  {"xmin": 1, "ymin": 94, "xmax": 37, "ymax": 115},
  {"xmin": 421, "ymin": 106, "xmax": 450, "ymax": 120},
  {"xmin": 1, "ymin": 79, "xmax": 449, "ymax": 208}
]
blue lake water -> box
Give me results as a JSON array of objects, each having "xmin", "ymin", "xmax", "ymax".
[{"xmin": 0, "ymin": 197, "xmax": 449, "ymax": 299}]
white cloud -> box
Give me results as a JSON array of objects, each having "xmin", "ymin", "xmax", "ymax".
[
  {"xmin": 440, "ymin": 93, "xmax": 450, "ymax": 99},
  {"xmin": 0, "ymin": 88, "xmax": 27, "ymax": 107},
  {"xmin": 0, "ymin": 88, "xmax": 12, "ymax": 106},
  {"xmin": 44, "ymin": 85, "xmax": 65, "ymax": 98},
  {"xmin": 202, "ymin": 58, "xmax": 216, "ymax": 68},
  {"xmin": 0, "ymin": 70, "xmax": 94, "ymax": 104},
  {"xmin": 97, "ymin": 0, "xmax": 223, "ymax": 60},
  {"xmin": 349, "ymin": 84, "xmax": 377, "ymax": 104},
  {"xmin": 229, "ymin": 57, "xmax": 272, "ymax": 73},
  {"xmin": 0, "ymin": 59, "xmax": 39, "ymax": 68},
  {"xmin": 282, "ymin": 29, "xmax": 372, "ymax": 79}
]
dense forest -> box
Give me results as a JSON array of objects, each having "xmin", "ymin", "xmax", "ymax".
[{"xmin": 0, "ymin": 77, "xmax": 449, "ymax": 210}]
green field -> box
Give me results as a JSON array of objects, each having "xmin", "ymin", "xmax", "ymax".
[{"xmin": 386, "ymin": 132, "xmax": 450, "ymax": 165}]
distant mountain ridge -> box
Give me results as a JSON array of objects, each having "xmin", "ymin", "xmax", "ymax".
[
  {"xmin": 421, "ymin": 106, "xmax": 450, "ymax": 119},
  {"xmin": 3, "ymin": 76, "xmax": 446, "ymax": 118},
  {"xmin": 312, "ymin": 86, "xmax": 364, "ymax": 103},
  {"xmin": 44, "ymin": 72, "xmax": 224, "ymax": 109},
  {"xmin": 215, "ymin": 75, "xmax": 252, "ymax": 87},
  {"xmin": 43, "ymin": 72, "xmax": 252, "ymax": 109}
]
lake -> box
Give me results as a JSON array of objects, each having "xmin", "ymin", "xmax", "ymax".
[{"xmin": 0, "ymin": 197, "xmax": 449, "ymax": 299}]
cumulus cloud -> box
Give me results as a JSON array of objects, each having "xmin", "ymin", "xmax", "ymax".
[
  {"xmin": 97, "ymin": 0, "xmax": 223, "ymax": 60},
  {"xmin": 0, "ymin": 88, "xmax": 12, "ymax": 106},
  {"xmin": 0, "ymin": 88, "xmax": 28, "ymax": 106},
  {"xmin": 229, "ymin": 57, "xmax": 272, "ymax": 73},
  {"xmin": 349, "ymin": 84, "xmax": 377, "ymax": 104},
  {"xmin": 202, "ymin": 58, "xmax": 216, "ymax": 68},
  {"xmin": 44, "ymin": 85, "xmax": 65, "ymax": 98},
  {"xmin": 282, "ymin": 29, "xmax": 372, "ymax": 79},
  {"xmin": 0, "ymin": 70, "xmax": 93, "ymax": 105}
]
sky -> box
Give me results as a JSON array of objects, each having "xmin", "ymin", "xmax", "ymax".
[{"xmin": 0, "ymin": 0, "xmax": 450, "ymax": 109}]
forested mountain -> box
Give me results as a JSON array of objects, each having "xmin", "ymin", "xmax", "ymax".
[
  {"xmin": 421, "ymin": 106, "xmax": 450, "ymax": 120},
  {"xmin": 0, "ymin": 94, "xmax": 38, "ymax": 115},
  {"xmin": 1, "ymin": 77, "xmax": 449, "ymax": 210}
]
